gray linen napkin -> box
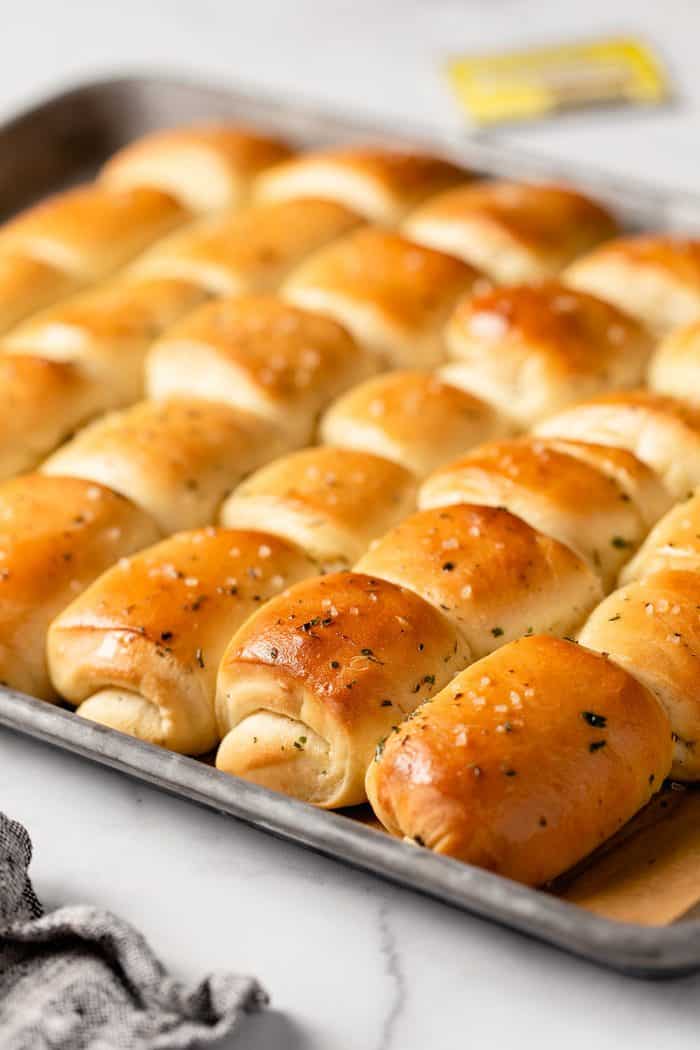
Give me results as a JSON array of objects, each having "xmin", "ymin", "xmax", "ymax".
[{"xmin": 0, "ymin": 812, "xmax": 267, "ymax": 1049}]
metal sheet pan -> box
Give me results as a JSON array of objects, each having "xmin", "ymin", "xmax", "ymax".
[{"xmin": 1, "ymin": 73, "xmax": 700, "ymax": 978}]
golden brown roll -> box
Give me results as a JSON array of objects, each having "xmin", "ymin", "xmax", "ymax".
[
  {"xmin": 355, "ymin": 504, "xmax": 602, "ymax": 656},
  {"xmin": 284, "ymin": 226, "xmax": 483, "ymax": 367},
  {"xmin": 255, "ymin": 145, "xmax": 467, "ymax": 222},
  {"xmin": 145, "ymin": 295, "xmax": 374, "ymax": 444},
  {"xmin": 579, "ymin": 570, "xmax": 700, "ymax": 780},
  {"xmin": 620, "ymin": 491, "xmax": 700, "ymax": 584},
  {"xmin": 564, "ymin": 235, "xmax": 700, "ymax": 335},
  {"xmin": 101, "ymin": 124, "xmax": 294, "ymax": 212},
  {"xmin": 419, "ymin": 438, "xmax": 671, "ymax": 586},
  {"xmin": 0, "ymin": 474, "xmax": 159, "ymax": 699},
  {"xmin": 534, "ymin": 391, "xmax": 700, "ymax": 501},
  {"xmin": 41, "ymin": 398, "xmax": 286, "ymax": 533},
  {"xmin": 48, "ymin": 527, "xmax": 316, "ymax": 754},
  {"xmin": 5, "ymin": 276, "xmax": 208, "ymax": 408},
  {"xmin": 319, "ymin": 370, "xmax": 507, "ymax": 477},
  {"xmin": 0, "ymin": 354, "xmax": 107, "ymax": 479},
  {"xmin": 442, "ymin": 282, "xmax": 652, "ymax": 426},
  {"xmin": 648, "ymin": 319, "xmax": 700, "ymax": 403},
  {"xmin": 215, "ymin": 571, "xmax": 469, "ymax": 806},
  {"xmin": 403, "ymin": 181, "xmax": 618, "ymax": 283},
  {"xmin": 0, "ymin": 253, "xmax": 81, "ymax": 334},
  {"xmin": 219, "ymin": 446, "xmax": 417, "ymax": 570},
  {"xmin": 366, "ymin": 634, "xmax": 671, "ymax": 886},
  {"xmin": 131, "ymin": 198, "xmax": 360, "ymax": 295},
  {"xmin": 0, "ymin": 185, "xmax": 188, "ymax": 282}
]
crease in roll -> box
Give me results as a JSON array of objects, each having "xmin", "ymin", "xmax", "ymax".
[
  {"xmin": 534, "ymin": 391, "xmax": 700, "ymax": 501},
  {"xmin": 564, "ymin": 235, "xmax": 700, "ymax": 335},
  {"xmin": 403, "ymin": 180, "xmax": 618, "ymax": 283},
  {"xmin": 146, "ymin": 295, "xmax": 376, "ymax": 445},
  {"xmin": 0, "ymin": 252, "xmax": 82, "ymax": 335},
  {"xmin": 48, "ymin": 527, "xmax": 317, "ymax": 753},
  {"xmin": 319, "ymin": 369, "xmax": 509, "ymax": 478},
  {"xmin": 578, "ymin": 569, "xmax": 700, "ymax": 780},
  {"xmin": 418, "ymin": 437, "xmax": 672, "ymax": 586},
  {"xmin": 366, "ymin": 635, "xmax": 672, "ymax": 886},
  {"xmin": 219, "ymin": 446, "xmax": 417, "ymax": 571},
  {"xmin": 130, "ymin": 198, "xmax": 361, "ymax": 296},
  {"xmin": 355, "ymin": 503, "xmax": 603, "ymax": 656},
  {"xmin": 255, "ymin": 145, "xmax": 467, "ymax": 222},
  {"xmin": 0, "ymin": 474, "xmax": 159, "ymax": 699},
  {"xmin": 4, "ymin": 275, "xmax": 208, "ymax": 409},
  {"xmin": 101, "ymin": 123, "xmax": 295, "ymax": 212},
  {"xmin": 441, "ymin": 281, "xmax": 652, "ymax": 428},
  {"xmin": 41, "ymin": 397, "xmax": 287, "ymax": 533},
  {"xmin": 284, "ymin": 226, "xmax": 484, "ymax": 367},
  {"xmin": 215, "ymin": 571, "xmax": 470, "ymax": 807}
]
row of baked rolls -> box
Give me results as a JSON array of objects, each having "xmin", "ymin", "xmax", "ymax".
[
  {"xmin": 40, "ymin": 296, "xmax": 376, "ymax": 532},
  {"xmin": 365, "ymin": 633, "xmax": 672, "ymax": 886}
]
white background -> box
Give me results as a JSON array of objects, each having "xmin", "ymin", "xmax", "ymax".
[{"xmin": 1, "ymin": 3, "xmax": 700, "ymax": 1048}]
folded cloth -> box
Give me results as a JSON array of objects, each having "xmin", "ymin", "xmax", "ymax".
[{"xmin": 0, "ymin": 812, "xmax": 267, "ymax": 1049}]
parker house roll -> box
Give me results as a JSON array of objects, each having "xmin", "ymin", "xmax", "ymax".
[
  {"xmin": 131, "ymin": 198, "xmax": 360, "ymax": 296},
  {"xmin": 146, "ymin": 295, "xmax": 375, "ymax": 445},
  {"xmin": 621, "ymin": 491, "xmax": 700, "ymax": 584},
  {"xmin": 42, "ymin": 398, "xmax": 286, "ymax": 534},
  {"xmin": 255, "ymin": 145, "xmax": 467, "ymax": 223},
  {"xmin": 0, "ymin": 474, "xmax": 159, "ymax": 699},
  {"xmin": 284, "ymin": 226, "xmax": 483, "ymax": 367},
  {"xmin": 419, "ymin": 438, "xmax": 671, "ymax": 586},
  {"xmin": 579, "ymin": 570, "xmax": 700, "ymax": 780},
  {"xmin": 215, "ymin": 571, "xmax": 470, "ymax": 807},
  {"xmin": 403, "ymin": 181, "xmax": 618, "ymax": 284},
  {"xmin": 101, "ymin": 124, "xmax": 294, "ymax": 213},
  {"xmin": 441, "ymin": 282, "xmax": 652, "ymax": 428},
  {"xmin": 355, "ymin": 504, "xmax": 602, "ymax": 657},
  {"xmin": 0, "ymin": 253, "xmax": 80, "ymax": 334},
  {"xmin": 0, "ymin": 184, "xmax": 188, "ymax": 283},
  {"xmin": 366, "ymin": 635, "xmax": 671, "ymax": 886},
  {"xmin": 318, "ymin": 370, "xmax": 507, "ymax": 477},
  {"xmin": 0, "ymin": 354, "xmax": 107, "ymax": 479},
  {"xmin": 648, "ymin": 318, "xmax": 700, "ymax": 404},
  {"xmin": 564, "ymin": 235, "xmax": 700, "ymax": 335},
  {"xmin": 535, "ymin": 391, "xmax": 700, "ymax": 501},
  {"xmin": 219, "ymin": 446, "xmax": 417, "ymax": 571},
  {"xmin": 4, "ymin": 276, "xmax": 208, "ymax": 409},
  {"xmin": 48, "ymin": 527, "xmax": 317, "ymax": 754}
]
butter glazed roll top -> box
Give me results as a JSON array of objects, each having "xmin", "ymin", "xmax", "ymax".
[
  {"xmin": 403, "ymin": 181, "xmax": 618, "ymax": 283},
  {"xmin": 146, "ymin": 295, "xmax": 375, "ymax": 444},
  {"xmin": 621, "ymin": 491, "xmax": 700, "ymax": 583},
  {"xmin": 319, "ymin": 370, "xmax": 507, "ymax": 477},
  {"xmin": 579, "ymin": 570, "xmax": 700, "ymax": 780},
  {"xmin": 255, "ymin": 145, "xmax": 467, "ymax": 222},
  {"xmin": 648, "ymin": 319, "xmax": 700, "ymax": 404},
  {"xmin": 0, "ymin": 475, "xmax": 159, "ymax": 699},
  {"xmin": 419, "ymin": 437, "xmax": 671, "ymax": 585},
  {"xmin": 219, "ymin": 446, "xmax": 417, "ymax": 570},
  {"xmin": 535, "ymin": 391, "xmax": 700, "ymax": 500},
  {"xmin": 565, "ymin": 235, "xmax": 700, "ymax": 334},
  {"xmin": 0, "ymin": 185, "xmax": 188, "ymax": 281},
  {"xmin": 366, "ymin": 635, "xmax": 672, "ymax": 886},
  {"xmin": 48, "ymin": 527, "xmax": 317, "ymax": 754},
  {"xmin": 284, "ymin": 226, "xmax": 483, "ymax": 367},
  {"xmin": 101, "ymin": 124, "xmax": 295, "ymax": 212},
  {"xmin": 442, "ymin": 282, "xmax": 652, "ymax": 427},
  {"xmin": 132, "ymin": 198, "xmax": 360, "ymax": 296},
  {"xmin": 355, "ymin": 504, "xmax": 602, "ymax": 656},
  {"xmin": 0, "ymin": 253, "xmax": 80, "ymax": 334},
  {"xmin": 42, "ymin": 398, "xmax": 286, "ymax": 533},
  {"xmin": 215, "ymin": 571, "xmax": 469, "ymax": 807}
]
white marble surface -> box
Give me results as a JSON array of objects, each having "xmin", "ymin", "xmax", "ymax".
[{"xmin": 2, "ymin": 3, "xmax": 700, "ymax": 1047}]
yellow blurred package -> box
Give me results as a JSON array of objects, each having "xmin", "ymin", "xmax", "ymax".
[{"xmin": 447, "ymin": 37, "xmax": 669, "ymax": 126}]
